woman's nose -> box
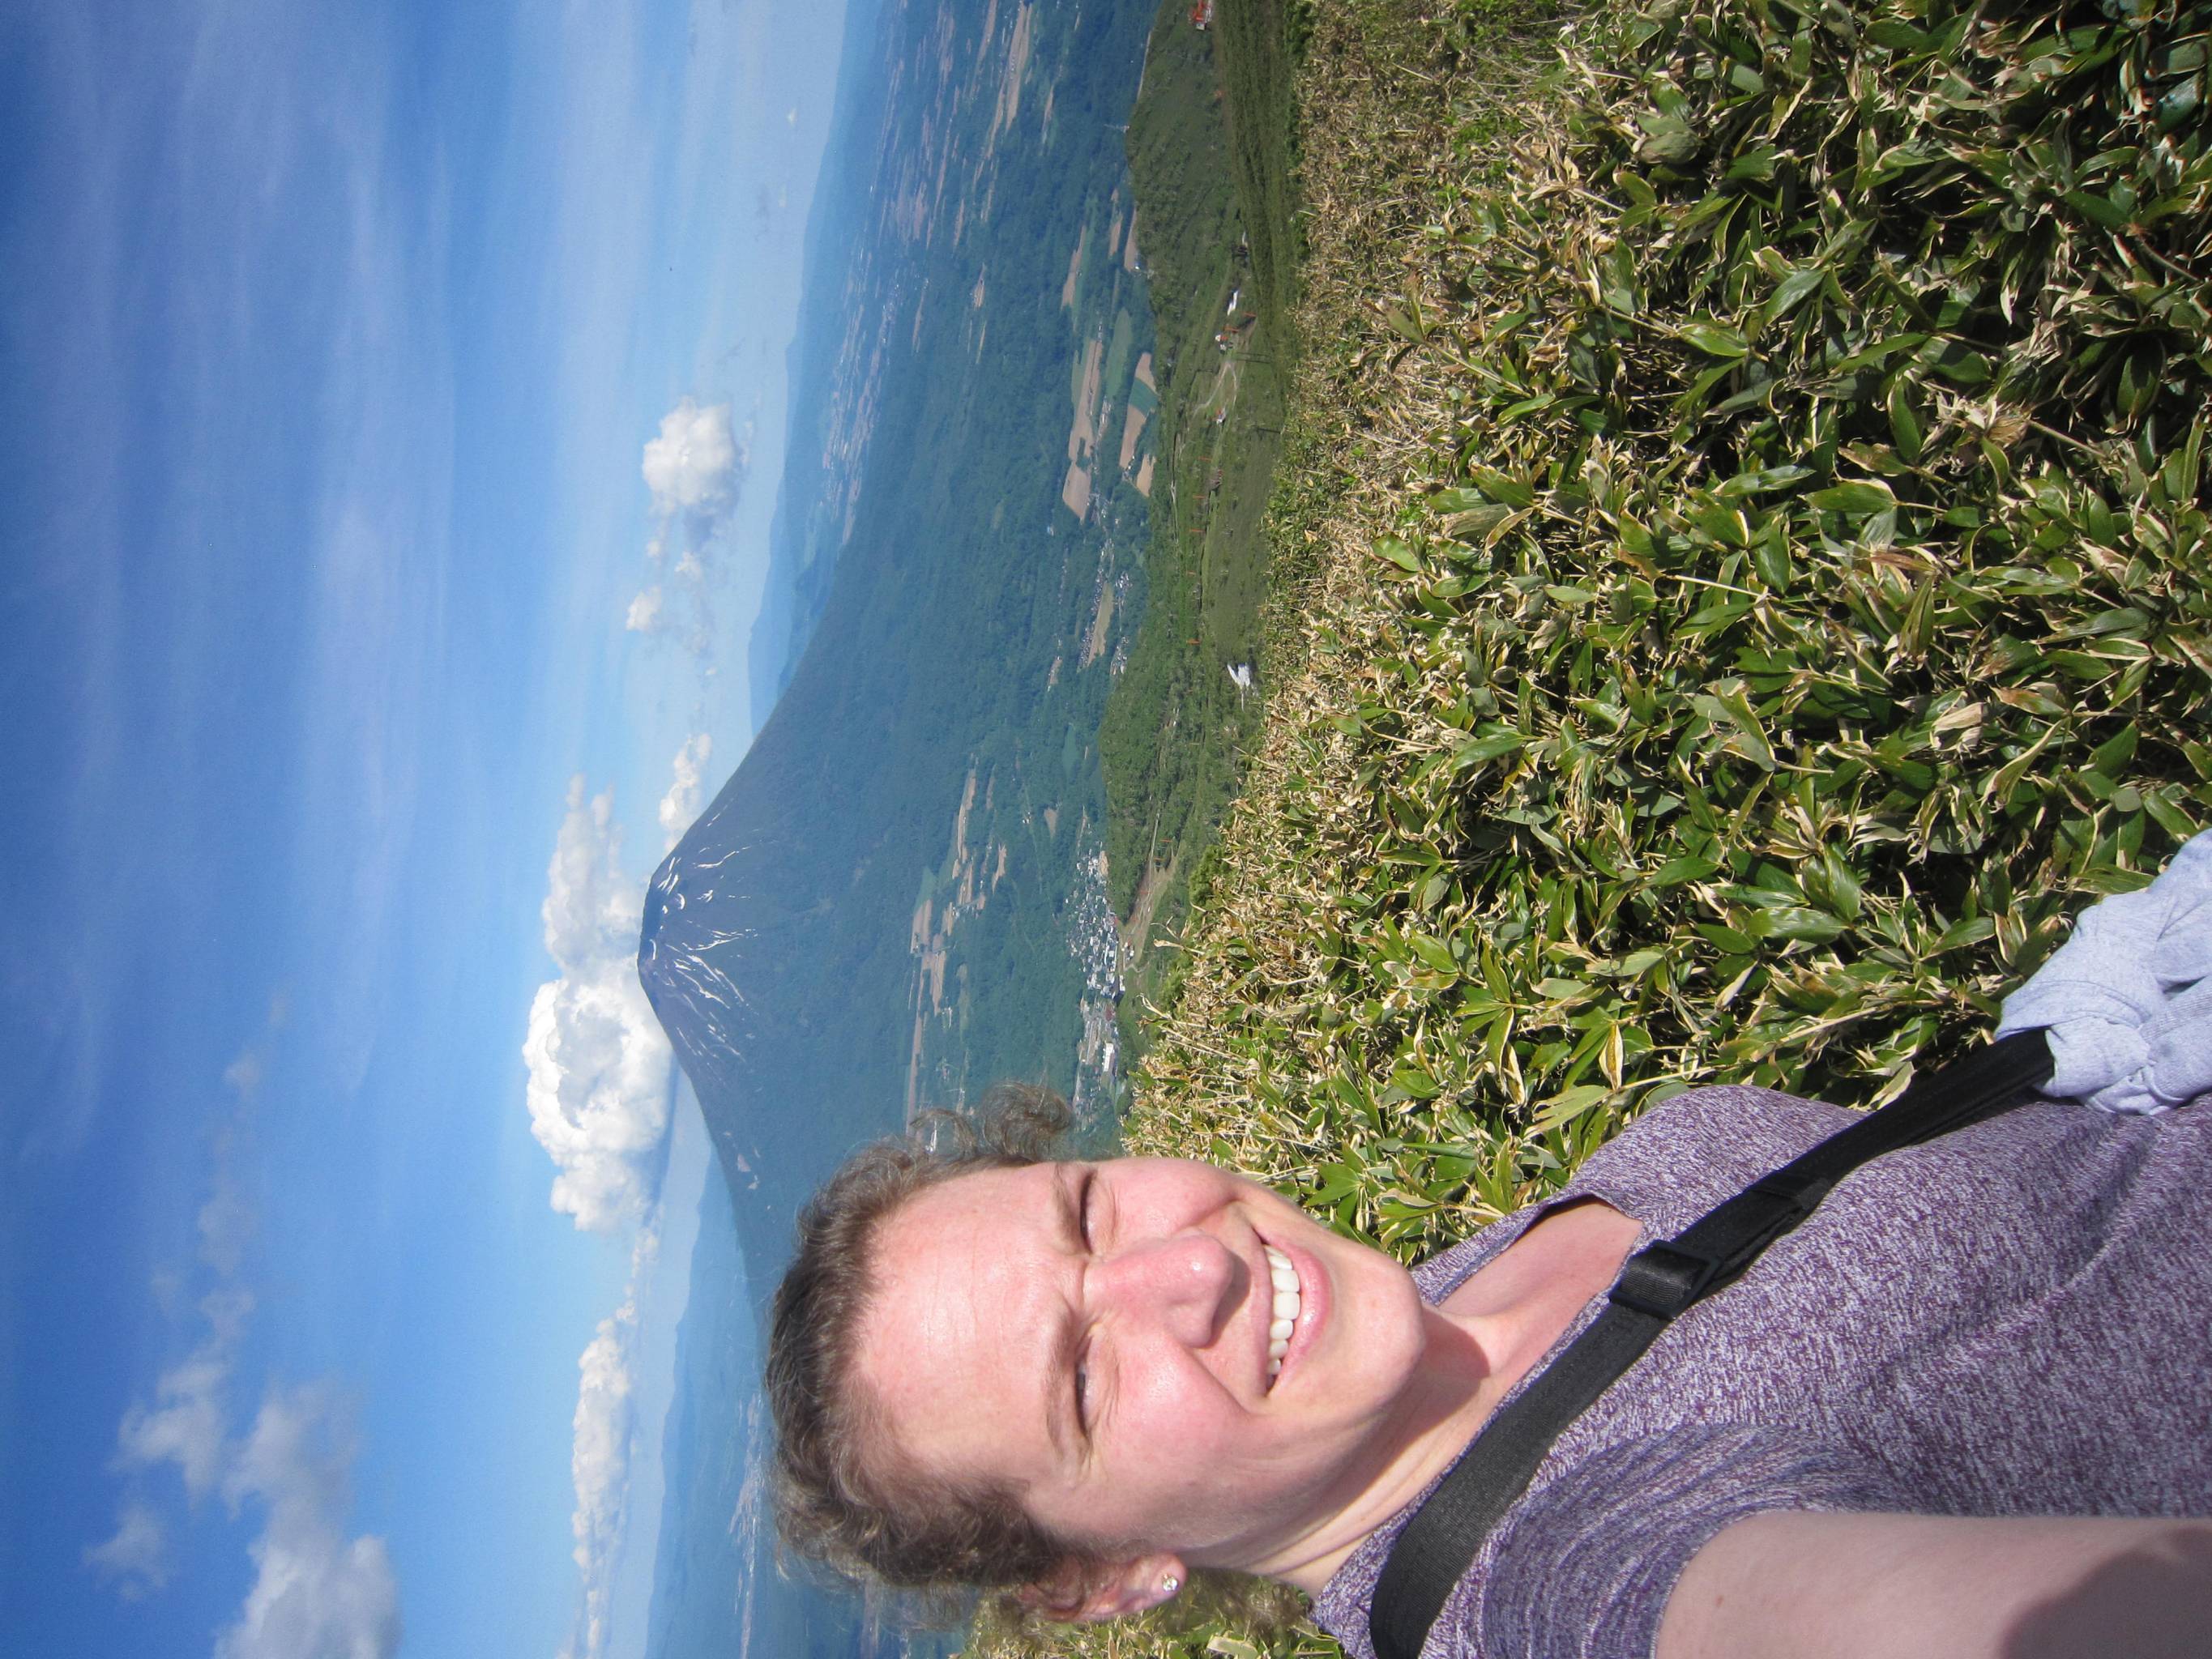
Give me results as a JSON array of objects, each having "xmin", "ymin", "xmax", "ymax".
[{"xmin": 1094, "ymin": 1230, "xmax": 1238, "ymax": 1346}]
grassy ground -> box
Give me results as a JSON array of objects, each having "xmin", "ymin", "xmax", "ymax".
[
  {"xmin": 1102, "ymin": 0, "xmax": 1306, "ymax": 1043},
  {"xmin": 969, "ymin": 0, "xmax": 2212, "ymax": 1652}
]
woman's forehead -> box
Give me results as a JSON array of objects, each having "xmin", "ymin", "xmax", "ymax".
[{"xmin": 858, "ymin": 1164, "xmax": 1072, "ymax": 1461}]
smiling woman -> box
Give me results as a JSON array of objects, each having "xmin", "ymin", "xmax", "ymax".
[{"xmin": 765, "ymin": 841, "xmax": 2212, "ymax": 1659}]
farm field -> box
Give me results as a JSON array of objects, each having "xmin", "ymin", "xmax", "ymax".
[
  {"xmin": 969, "ymin": 0, "xmax": 2212, "ymax": 1653},
  {"xmin": 1102, "ymin": 0, "xmax": 1304, "ymax": 1043}
]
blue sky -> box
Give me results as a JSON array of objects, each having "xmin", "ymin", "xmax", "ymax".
[{"xmin": 0, "ymin": 1, "xmax": 846, "ymax": 1654}]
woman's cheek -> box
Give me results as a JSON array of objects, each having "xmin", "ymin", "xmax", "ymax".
[{"xmin": 1124, "ymin": 1359, "xmax": 1243, "ymax": 1459}]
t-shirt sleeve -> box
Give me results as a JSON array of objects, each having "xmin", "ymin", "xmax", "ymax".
[{"xmin": 1467, "ymin": 1425, "xmax": 1916, "ymax": 1659}]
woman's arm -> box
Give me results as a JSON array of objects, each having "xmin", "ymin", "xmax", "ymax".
[{"xmin": 1655, "ymin": 1509, "xmax": 2212, "ymax": 1659}]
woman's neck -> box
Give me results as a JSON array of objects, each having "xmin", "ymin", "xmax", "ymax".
[{"xmin": 1263, "ymin": 1198, "xmax": 1645, "ymax": 1595}]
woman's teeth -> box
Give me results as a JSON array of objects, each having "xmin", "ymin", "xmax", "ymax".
[{"xmin": 1263, "ymin": 1244, "xmax": 1302, "ymax": 1384}]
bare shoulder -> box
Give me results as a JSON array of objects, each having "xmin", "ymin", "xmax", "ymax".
[{"xmin": 1657, "ymin": 1510, "xmax": 2212, "ymax": 1659}]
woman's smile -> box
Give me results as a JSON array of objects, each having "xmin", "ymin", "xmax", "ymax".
[{"xmin": 1256, "ymin": 1226, "xmax": 1330, "ymax": 1393}]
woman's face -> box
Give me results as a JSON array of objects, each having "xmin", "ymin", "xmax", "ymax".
[{"xmin": 851, "ymin": 1157, "xmax": 1443, "ymax": 1574}]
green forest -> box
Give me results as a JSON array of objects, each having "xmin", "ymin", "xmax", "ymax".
[{"xmin": 1099, "ymin": 0, "xmax": 1304, "ymax": 1038}]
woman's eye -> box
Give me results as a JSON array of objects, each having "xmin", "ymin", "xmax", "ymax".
[{"xmin": 1078, "ymin": 1169, "xmax": 1098, "ymax": 1250}]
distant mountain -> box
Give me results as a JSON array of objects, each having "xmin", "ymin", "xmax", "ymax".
[
  {"xmin": 743, "ymin": 0, "xmax": 897, "ymax": 715},
  {"xmin": 643, "ymin": 0, "xmax": 1162, "ymax": 1303}
]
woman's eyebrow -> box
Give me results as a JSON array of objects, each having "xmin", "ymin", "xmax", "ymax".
[
  {"xmin": 1042, "ymin": 1165, "xmax": 1086, "ymax": 1457},
  {"xmin": 1053, "ymin": 1162, "xmax": 1084, "ymax": 1252}
]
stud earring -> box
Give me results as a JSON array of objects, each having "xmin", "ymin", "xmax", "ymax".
[{"xmin": 1160, "ymin": 1573, "xmax": 1181, "ymax": 1598}]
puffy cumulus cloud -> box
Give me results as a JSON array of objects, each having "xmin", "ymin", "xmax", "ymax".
[
  {"xmin": 570, "ymin": 1310, "xmax": 637, "ymax": 1563},
  {"xmin": 536, "ymin": 778, "xmax": 646, "ymax": 969},
  {"xmin": 657, "ymin": 734, "xmax": 714, "ymax": 851},
  {"xmin": 116, "ymin": 1344, "xmax": 233, "ymax": 1501},
  {"xmin": 641, "ymin": 398, "xmax": 742, "ymax": 518},
  {"xmin": 624, "ymin": 586, "xmax": 665, "ymax": 634},
  {"xmin": 564, "ymin": 1298, "xmax": 640, "ymax": 1659},
  {"xmin": 561, "ymin": 1222, "xmax": 668, "ymax": 1659},
  {"xmin": 523, "ymin": 778, "xmax": 672, "ymax": 1231},
  {"xmin": 522, "ymin": 978, "xmax": 668, "ymax": 1230},
  {"xmin": 84, "ymin": 1499, "xmax": 171, "ymax": 1598},
  {"xmin": 216, "ymin": 1386, "xmax": 401, "ymax": 1659}
]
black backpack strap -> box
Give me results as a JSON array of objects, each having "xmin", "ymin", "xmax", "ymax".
[{"xmin": 1369, "ymin": 1029, "xmax": 2055, "ymax": 1659}]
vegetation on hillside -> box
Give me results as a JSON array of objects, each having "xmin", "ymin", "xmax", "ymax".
[
  {"xmin": 1101, "ymin": 0, "xmax": 1305, "ymax": 1046},
  {"xmin": 970, "ymin": 0, "xmax": 2211, "ymax": 1652},
  {"xmin": 647, "ymin": 0, "xmax": 1166, "ymax": 1323}
]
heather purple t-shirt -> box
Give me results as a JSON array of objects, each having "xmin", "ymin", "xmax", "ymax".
[{"xmin": 1310, "ymin": 1085, "xmax": 2212, "ymax": 1659}]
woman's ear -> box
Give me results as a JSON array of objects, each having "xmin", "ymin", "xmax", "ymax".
[{"xmin": 1018, "ymin": 1553, "xmax": 1188, "ymax": 1623}]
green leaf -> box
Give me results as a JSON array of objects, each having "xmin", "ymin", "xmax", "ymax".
[
  {"xmin": 1742, "ymin": 906, "xmax": 1847, "ymax": 943},
  {"xmin": 1886, "ymin": 380, "xmax": 1924, "ymax": 465},
  {"xmin": 1410, "ymin": 934, "xmax": 1460, "ymax": 976},
  {"xmin": 1389, "ymin": 1064, "xmax": 1441, "ymax": 1101},
  {"xmin": 1680, "ymin": 318, "xmax": 1751, "ymax": 357},
  {"xmin": 1808, "ymin": 480, "xmax": 1898, "ymax": 514},
  {"xmin": 1650, "ymin": 855, "xmax": 1723, "ymax": 886},
  {"xmin": 1692, "ymin": 688, "xmax": 1778, "ymax": 771},
  {"xmin": 2064, "ymin": 188, "xmax": 2132, "ymax": 230},
  {"xmin": 1761, "ymin": 267, "xmax": 1827, "ymax": 325},
  {"xmin": 1454, "ymin": 731, "xmax": 1526, "ymax": 769},
  {"xmin": 1530, "ymin": 1084, "xmax": 1611, "ymax": 1132},
  {"xmin": 1715, "ymin": 464, "xmax": 1814, "ymax": 497},
  {"xmin": 1935, "ymin": 916, "xmax": 1996, "ymax": 953},
  {"xmin": 2090, "ymin": 723, "xmax": 2140, "ymax": 778},
  {"xmin": 1467, "ymin": 466, "xmax": 1536, "ymax": 509},
  {"xmin": 1866, "ymin": 19, "xmax": 1930, "ymax": 49}
]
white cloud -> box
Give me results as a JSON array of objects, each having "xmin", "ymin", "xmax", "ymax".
[
  {"xmin": 216, "ymin": 1386, "xmax": 401, "ymax": 1659},
  {"xmin": 640, "ymin": 398, "xmax": 741, "ymax": 517},
  {"xmin": 570, "ymin": 1312, "xmax": 637, "ymax": 1559},
  {"xmin": 197, "ymin": 1176, "xmax": 255, "ymax": 1276},
  {"xmin": 537, "ymin": 780, "xmax": 637, "ymax": 967},
  {"xmin": 561, "ymin": 1219, "xmax": 669, "ymax": 1659},
  {"xmin": 116, "ymin": 1343, "xmax": 233, "ymax": 1502},
  {"xmin": 199, "ymin": 1031, "xmax": 268, "ymax": 1273},
  {"xmin": 97, "ymin": 1026, "xmax": 275, "ymax": 1600},
  {"xmin": 200, "ymin": 1286, "xmax": 257, "ymax": 1346},
  {"xmin": 223, "ymin": 1050, "xmax": 266, "ymax": 1099},
  {"xmin": 624, "ymin": 586, "xmax": 664, "ymax": 634},
  {"xmin": 522, "ymin": 778, "xmax": 672, "ymax": 1231},
  {"xmin": 657, "ymin": 734, "xmax": 713, "ymax": 851},
  {"xmin": 566, "ymin": 1299, "xmax": 639, "ymax": 1659},
  {"xmin": 85, "ymin": 1499, "xmax": 171, "ymax": 1598}
]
